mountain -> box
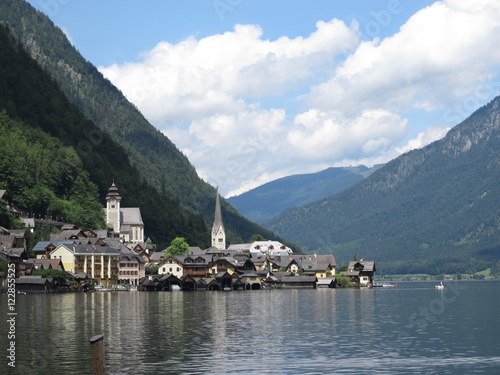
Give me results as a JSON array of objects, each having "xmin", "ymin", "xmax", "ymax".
[
  {"xmin": 0, "ymin": 0, "xmax": 291, "ymax": 248},
  {"xmin": 228, "ymin": 165, "xmax": 380, "ymax": 223},
  {"xmin": 0, "ymin": 23, "xmax": 209, "ymax": 247},
  {"xmin": 267, "ymin": 97, "xmax": 500, "ymax": 274}
]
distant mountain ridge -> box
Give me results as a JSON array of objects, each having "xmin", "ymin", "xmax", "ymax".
[
  {"xmin": 267, "ymin": 97, "xmax": 500, "ymax": 274},
  {"xmin": 228, "ymin": 165, "xmax": 381, "ymax": 222},
  {"xmin": 0, "ymin": 0, "xmax": 292, "ymax": 248}
]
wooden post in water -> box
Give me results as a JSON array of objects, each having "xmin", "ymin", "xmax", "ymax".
[{"xmin": 89, "ymin": 335, "xmax": 106, "ymax": 375}]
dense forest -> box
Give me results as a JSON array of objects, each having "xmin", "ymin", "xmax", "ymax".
[
  {"xmin": 268, "ymin": 97, "xmax": 500, "ymax": 274},
  {"xmin": 0, "ymin": 24, "xmax": 208, "ymax": 247},
  {"xmin": 0, "ymin": 111, "xmax": 104, "ymax": 228},
  {"xmin": 0, "ymin": 0, "xmax": 292, "ymax": 249}
]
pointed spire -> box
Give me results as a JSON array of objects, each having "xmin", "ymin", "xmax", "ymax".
[
  {"xmin": 213, "ymin": 186, "xmax": 223, "ymax": 228},
  {"xmin": 211, "ymin": 186, "xmax": 226, "ymax": 250}
]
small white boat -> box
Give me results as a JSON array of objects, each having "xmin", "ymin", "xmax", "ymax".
[{"xmin": 435, "ymin": 281, "xmax": 444, "ymax": 290}]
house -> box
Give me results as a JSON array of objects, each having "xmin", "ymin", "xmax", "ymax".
[
  {"xmin": 215, "ymin": 271, "xmax": 234, "ymax": 290},
  {"xmin": 50, "ymin": 229, "xmax": 90, "ymax": 241},
  {"xmin": 316, "ymin": 277, "xmax": 336, "ymax": 288},
  {"xmin": 208, "ymin": 257, "xmax": 238, "ymax": 277},
  {"xmin": 25, "ymin": 259, "xmax": 65, "ymax": 271},
  {"xmin": 158, "ymin": 255, "xmax": 184, "ymax": 278},
  {"xmin": 239, "ymin": 272, "xmax": 263, "ymax": 290},
  {"xmin": 157, "ymin": 273, "xmax": 182, "ymax": 291},
  {"xmin": 118, "ymin": 253, "xmax": 146, "ymax": 285},
  {"xmin": 149, "ymin": 250, "xmax": 168, "ymax": 265},
  {"xmin": 341, "ymin": 260, "xmax": 376, "ymax": 287},
  {"xmin": 32, "ymin": 241, "xmax": 77, "ymax": 259},
  {"xmin": 176, "ymin": 255, "xmax": 212, "ymax": 278},
  {"xmin": 15, "ymin": 276, "xmax": 57, "ymax": 292},
  {"xmin": 50, "ymin": 244, "xmax": 120, "ymax": 286},
  {"xmin": 249, "ymin": 241, "xmax": 293, "ymax": 257},
  {"xmin": 280, "ymin": 275, "xmax": 317, "ymax": 289},
  {"xmin": 105, "ymin": 182, "xmax": 144, "ymax": 243}
]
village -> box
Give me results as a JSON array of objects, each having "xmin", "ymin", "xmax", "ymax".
[{"xmin": 0, "ymin": 183, "xmax": 376, "ymax": 292}]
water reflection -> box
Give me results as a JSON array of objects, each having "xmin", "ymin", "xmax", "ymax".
[{"xmin": 1, "ymin": 281, "xmax": 500, "ymax": 375}]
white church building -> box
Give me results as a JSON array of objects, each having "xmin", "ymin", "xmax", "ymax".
[{"xmin": 105, "ymin": 182, "xmax": 144, "ymax": 243}]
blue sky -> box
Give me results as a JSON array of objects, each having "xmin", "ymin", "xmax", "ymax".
[{"xmin": 27, "ymin": 0, "xmax": 500, "ymax": 196}]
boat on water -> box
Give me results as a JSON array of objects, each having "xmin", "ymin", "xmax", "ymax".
[
  {"xmin": 374, "ymin": 282, "xmax": 398, "ymax": 287},
  {"xmin": 94, "ymin": 285, "xmax": 110, "ymax": 292}
]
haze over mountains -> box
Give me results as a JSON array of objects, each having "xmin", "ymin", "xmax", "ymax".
[{"xmin": 227, "ymin": 165, "xmax": 381, "ymax": 223}]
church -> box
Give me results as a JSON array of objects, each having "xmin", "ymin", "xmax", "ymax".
[
  {"xmin": 105, "ymin": 181, "xmax": 144, "ymax": 243},
  {"xmin": 211, "ymin": 188, "xmax": 226, "ymax": 250}
]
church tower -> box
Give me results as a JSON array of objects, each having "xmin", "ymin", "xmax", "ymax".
[
  {"xmin": 211, "ymin": 188, "xmax": 226, "ymax": 250},
  {"xmin": 106, "ymin": 181, "xmax": 121, "ymax": 234}
]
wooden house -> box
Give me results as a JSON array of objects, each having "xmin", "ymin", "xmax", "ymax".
[
  {"xmin": 280, "ymin": 275, "xmax": 317, "ymax": 289},
  {"xmin": 341, "ymin": 261, "xmax": 376, "ymax": 287}
]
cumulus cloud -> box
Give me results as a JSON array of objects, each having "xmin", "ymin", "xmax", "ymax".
[
  {"xmin": 100, "ymin": 20, "xmax": 358, "ymax": 124},
  {"xmin": 307, "ymin": 0, "xmax": 500, "ymax": 114},
  {"xmin": 99, "ymin": 0, "xmax": 500, "ymax": 196},
  {"xmin": 288, "ymin": 109, "xmax": 408, "ymax": 161}
]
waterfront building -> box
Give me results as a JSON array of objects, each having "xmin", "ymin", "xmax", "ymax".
[
  {"xmin": 118, "ymin": 253, "xmax": 146, "ymax": 286},
  {"xmin": 341, "ymin": 260, "xmax": 376, "ymax": 287},
  {"xmin": 50, "ymin": 244, "xmax": 120, "ymax": 285}
]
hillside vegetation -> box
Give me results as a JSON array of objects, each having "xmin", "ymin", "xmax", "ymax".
[
  {"xmin": 268, "ymin": 97, "xmax": 500, "ymax": 274},
  {"xmin": 0, "ymin": 24, "xmax": 207, "ymax": 247},
  {"xmin": 0, "ymin": 1, "xmax": 291, "ymax": 248}
]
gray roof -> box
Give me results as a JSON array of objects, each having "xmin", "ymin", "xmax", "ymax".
[
  {"xmin": 281, "ymin": 275, "xmax": 317, "ymax": 283},
  {"xmin": 121, "ymin": 207, "xmax": 143, "ymax": 225},
  {"xmin": 150, "ymin": 250, "xmax": 167, "ymax": 261},
  {"xmin": 228, "ymin": 243, "xmax": 252, "ymax": 251},
  {"xmin": 58, "ymin": 244, "xmax": 120, "ymax": 256},
  {"xmin": 348, "ymin": 260, "xmax": 376, "ymax": 272},
  {"xmin": 317, "ymin": 277, "xmax": 336, "ymax": 285},
  {"xmin": 120, "ymin": 253, "xmax": 146, "ymax": 263},
  {"xmin": 16, "ymin": 276, "xmax": 53, "ymax": 284},
  {"xmin": 32, "ymin": 241, "xmax": 76, "ymax": 253}
]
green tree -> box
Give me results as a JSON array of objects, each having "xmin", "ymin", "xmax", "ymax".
[
  {"xmin": 336, "ymin": 274, "xmax": 353, "ymax": 288},
  {"xmin": 166, "ymin": 237, "xmax": 189, "ymax": 256},
  {"xmin": 250, "ymin": 234, "xmax": 266, "ymax": 242}
]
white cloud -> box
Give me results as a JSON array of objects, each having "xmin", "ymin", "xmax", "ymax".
[
  {"xmin": 288, "ymin": 109, "xmax": 407, "ymax": 161},
  {"xmin": 98, "ymin": 1, "xmax": 500, "ymax": 196},
  {"xmin": 99, "ymin": 20, "xmax": 359, "ymax": 125},
  {"xmin": 307, "ymin": 0, "xmax": 500, "ymax": 114}
]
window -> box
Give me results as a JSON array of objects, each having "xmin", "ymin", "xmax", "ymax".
[{"xmin": 111, "ymin": 204, "xmax": 115, "ymax": 209}]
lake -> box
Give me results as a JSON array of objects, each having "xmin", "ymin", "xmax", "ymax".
[{"xmin": 2, "ymin": 280, "xmax": 500, "ymax": 375}]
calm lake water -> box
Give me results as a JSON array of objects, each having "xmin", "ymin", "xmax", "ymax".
[{"xmin": 2, "ymin": 280, "xmax": 500, "ymax": 375}]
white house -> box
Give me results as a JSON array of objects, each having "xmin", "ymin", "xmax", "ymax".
[{"xmin": 249, "ymin": 241, "xmax": 292, "ymax": 257}]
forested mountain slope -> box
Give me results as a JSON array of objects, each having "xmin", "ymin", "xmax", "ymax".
[
  {"xmin": 0, "ymin": 24, "xmax": 210, "ymax": 247},
  {"xmin": 228, "ymin": 166, "xmax": 380, "ymax": 223},
  {"xmin": 0, "ymin": 0, "xmax": 289, "ymax": 247},
  {"xmin": 267, "ymin": 97, "xmax": 500, "ymax": 274}
]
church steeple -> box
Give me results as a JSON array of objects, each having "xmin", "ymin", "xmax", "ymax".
[
  {"xmin": 106, "ymin": 181, "xmax": 121, "ymax": 234},
  {"xmin": 211, "ymin": 187, "xmax": 226, "ymax": 250}
]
